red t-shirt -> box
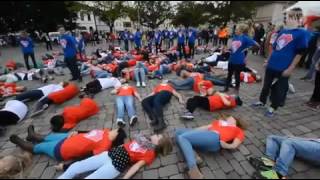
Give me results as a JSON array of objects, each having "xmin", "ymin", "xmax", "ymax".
[
  {"xmin": 127, "ymin": 59, "xmax": 137, "ymax": 67},
  {"xmin": 124, "ymin": 141, "xmax": 156, "ymax": 165},
  {"xmin": 153, "ymin": 84, "xmax": 174, "ymax": 94},
  {"xmin": 194, "ymin": 80, "xmax": 213, "ymax": 93},
  {"xmin": 60, "ymin": 129, "xmax": 111, "ymax": 161},
  {"xmin": 62, "ymin": 98, "xmax": 100, "ymax": 130},
  {"xmin": 133, "ymin": 55, "xmax": 143, "ymax": 61},
  {"xmin": 117, "ymin": 86, "xmax": 137, "ymax": 96},
  {"xmin": 208, "ymin": 94, "xmax": 237, "ymax": 112},
  {"xmin": 0, "ymin": 83, "xmax": 17, "ymax": 96},
  {"xmin": 48, "ymin": 84, "xmax": 79, "ymax": 104},
  {"xmin": 208, "ymin": 120, "xmax": 245, "ymax": 143},
  {"xmin": 191, "ymin": 73, "xmax": 204, "ymax": 92}
]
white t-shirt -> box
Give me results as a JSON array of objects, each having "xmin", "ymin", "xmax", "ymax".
[
  {"xmin": 38, "ymin": 84, "xmax": 64, "ymax": 96},
  {"xmin": 205, "ymin": 53, "xmax": 220, "ymax": 63},
  {"xmin": 216, "ymin": 61, "xmax": 229, "ymax": 70},
  {"xmin": 1, "ymin": 100, "xmax": 28, "ymax": 122},
  {"xmin": 98, "ymin": 77, "xmax": 121, "ymax": 90}
]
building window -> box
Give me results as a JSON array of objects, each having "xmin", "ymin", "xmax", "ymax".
[
  {"xmin": 80, "ymin": 12, "xmax": 84, "ymax": 21},
  {"xmin": 88, "ymin": 14, "xmax": 91, "ymax": 21}
]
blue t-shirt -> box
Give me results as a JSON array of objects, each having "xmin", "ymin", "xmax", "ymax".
[
  {"xmin": 177, "ymin": 31, "xmax": 185, "ymax": 45},
  {"xmin": 169, "ymin": 31, "xmax": 175, "ymax": 39},
  {"xmin": 267, "ymin": 28, "xmax": 311, "ymax": 71},
  {"xmin": 163, "ymin": 30, "xmax": 169, "ymax": 38},
  {"xmin": 188, "ymin": 29, "xmax": 197, "ymax": 44},
  {"xmin": 122, "ymin": 32, "xmax": 129, "ymax": 41},
  {"xmin": 20, "ymin": 37, "xmax": 34, "ymax": 54},
  {"xmin": 77, "ymin": 38, "xmax": 85, "ymax": 51},
  {"xmin": 229, "ymin": 35, "xmax": 257, "ymax": 65},
  {"xmin": 155, "ymin": 32, "xmax": 162, "ymax": 44},
  {"xmin": 59, "ymin": 34, "xmax": 77, "ymax": 58}
]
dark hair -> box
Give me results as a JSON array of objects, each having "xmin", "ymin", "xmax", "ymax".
[
  {"xmin": 111, "ymin": 128, "xmax": 127, "ymax": 148},
  {"xmin": 62, "ymin": 82, "xmax": 69, "ymax": 88},
  {"xmin": 50, "ymin": 115, "xmax": 64, "ymax": 132}
]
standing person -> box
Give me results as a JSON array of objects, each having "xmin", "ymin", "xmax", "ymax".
[
  {"xmin": 188, "ymin": 27, "xmax": 197, "ymax": 59},
  {"xmin": 306, "ymin": 60, "xmax": 320, "ymax": 108},
  {"xmin": 122, "ymin": 29, "xmax": 130, "ymax": 52},
  {"xmin": 19, "ymin": 31, "xmax": 38, "ymax": 70},
  {"xmin": 169, "ymin": 28, "xmax": 175, "ymax": 49},
  {"xmin": 134, "ymin": 29, "xmax": 142, "ymax": 50},
  {"xmin": 163, "ymin": 28, "xmax": 169, "ymax": 50},
  {"xmin": 252, "ymin": 22, "xmax": 312, "ymax": 117},
  {"xmin": 76, "ymin": 33, "xmax": 86, "ymax": 61},
  {"xmin": 58, "ymin": 26, "xmax": 82, "ymax": 82},
  {"xmin": 213, "ymin": 26, "xmax": 219, "ymax": 47},
  {"xmin": 154, "ymin": 29, "xmax": 162, "ymax": 54},
  {"xmin": 177, "ymin": 29, "xmax": 186, "ymax": 60},
  {"xmin": 223, "ymin": 24, "xmax": 259, "ymax": 94},
  {"xmin": 253, "ymin": 24, "xmax": 265, "ymax": 55},
  {"xmin": 41, "ymin": 32, "xmax": 53, "ymax": 51}
]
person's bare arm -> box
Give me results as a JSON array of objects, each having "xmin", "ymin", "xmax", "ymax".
[
  {"xmin": 172, "ymin": 90, "xmax": 184, "ymax": 104},
  {"xmin": 220, "ymin": 138, "xmax": 242, "ymax": 149},
  {"xmin": 282, "ymin": 54, "xmax": 303, "ymax": 77},
  {"xmin": 218, "ymin": 93, "xmax": 231, "ymax": 107},
  {"xmin": 145, "ymin": 92, "xmax": 155, "ymax": 98},
  {"xmin": 123, "ymin": 160, "xmax": 146, "ymax": 179},
  {"xmin": 134, "ymin": 91, "xmax": 142, "ymax": 102}
]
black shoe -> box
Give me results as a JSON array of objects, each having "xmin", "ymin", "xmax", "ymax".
[
  {"xmin": 249, "ymin": 157, "xmax": 274, "ymax": 171},
  {"xmin": 129, "ymin": 116, "xmax": 138, "ymax": 127},
  {"xmin": 117, "ymin": 120, "xmax": 126, "ymax": 128}
]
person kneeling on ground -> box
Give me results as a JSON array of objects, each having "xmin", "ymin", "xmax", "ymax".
[
  {"xmin": 58, "ymin": 133, "xmax": 173, "ymax": 179},
  {"xmin": 176, "ymin": 115, "xmax": 247, "ymax": 179},
  {"xmin": 142, "ymin": 80, "xmax": 184, "ymax": 132},
  {"xmin": 249, "ymin": 135, "xmax": 320, "ymax": 179},
  {"xmin": 10, "ymin": 127, "xmax": 126, "ymax": 165},
  {"xmin": 50, "ymin": 98, "xmax": 99, "ymax": 132},
  {"xmin": 181, "ymin": 91, "xmax": 242, "ymax": 120},
  {"xmin": 31, "ymin": 83, "xmax": 79, "ymax": 117},
  {"xmin": 114, "ymin": 83, "xmax": 142, "ymax": 127}
]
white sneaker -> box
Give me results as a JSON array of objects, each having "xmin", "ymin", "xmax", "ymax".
[
  {"xmin": 129, "ymin": 116, "xmax": 138, "ymax": 126},
  {"xmin": 136, "ymin": 82, "xmax": 141, "ymax": 87},
  {"xmin": 289, "ymin": 83, "xmax": 296, "ymax": 94},
  {"xmin": 142, "ymin": 82, "xmax": 146, "ymax": 87},
  {"xmin": 117, "ymin": 119, "xmax": 126, "ymax": 127}
]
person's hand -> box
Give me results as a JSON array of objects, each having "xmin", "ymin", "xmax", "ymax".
[
  {"xmin": 54, "ymin": 163, "xmax": 64, "ymax": 171},
  {"xmin": 282, "ymin": 67, "xmax": 293, "ymax": 77},
  {"xmin": 179, "ymin": 98, "xmax": 185, "ymax": 104},
  {"xmin": 68, "ymin": 131, "xmax": 78, "ymax": 138},
  {"xmin": 220, "ymin": 141, "xmax": 229, "ymax": 149}
]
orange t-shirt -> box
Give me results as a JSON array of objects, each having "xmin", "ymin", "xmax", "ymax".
[
  {"xmin": 117, "ymin": 86, "xmax": 137, "ymax": 96},
  {"xmin": 133, "ymin": 55, "xmax": 143, "ymax": 61},
  {"xmin": 153, "ymin": 84, "xmax": 174, "ymax": 94},
  {"xmin": 208, "ymin": 120, "xmax": 245, "ymax": 143},
  {"xmin": 194, "ymin": 80, "xmax": 214, "ymax": 93},
  {"xmin": 62, "ymin": 98, "xmax": 99, "ymax": 130},
  {"xmin": 127, "ymin": 59, "xmax": 137, "ymax": 67},
  {"xmin": 48, "ymin": 84, "xmax": 79, "ymax": 104},
  {"xmin": 208, "ymin": 94, "xmax": 237, "ymax": 112},
  {"xmin": 0, "ymin": 83, "xmax": 17, "ymax": 96},
  {"xmin": 60, "ymin": 129, "xmax": 111, "ymax": 161},
  {"xmin": 102, "ymin": 64, "xmax": 118, "ymax": 73},
  {"xmin": 124, "ymin": 141, "xmax": 156, "ymax": 166},
  {"xmin": 191, "ymin": 73, "xmax": 204, "ymax": 92},
  {"xmin": 240, "ymin": 72, "xmax": 255, "ymax": 83},
  {"xmin": 218, "ymin": 28, "xmax": 228, "ymax": 38}
]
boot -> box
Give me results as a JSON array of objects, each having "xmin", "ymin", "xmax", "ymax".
[
  {"xmin": 153, "ymin": 117, "xmax": 167, "ymax": 133},
  {"xmin": 26, "ymin": 125, "xmax": 45, "ymax": 143},
  {"xmin": 10, "ymin": 135, "xmax": 34, "ymax": 153},
  {"xmin": 188, "ymin": 166, "xmax": 204, "ymax": 179}
]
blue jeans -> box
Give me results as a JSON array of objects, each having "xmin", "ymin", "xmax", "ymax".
[
  {"xmin": 116, "ymin": 96, "xmax": 136, "ymax": 120},
  {"xmin": 175, "ymin": 128, "xmax": 221, "ymax": 169},
  {"xmin": 170, "ymin": 77, "xmax": 194, "ymax": 90},
  {"xmin": 134, "ymin": 62, "xmax": 148, "ymax": 83},
  {"xmin": 266, "ymin": 135, "xmax": 320, "ymax": 176},
  {"xmin": 94, "ymin": 70, "xmax": 112, "ymax": 78},
  {"xmin": 154, "ymin": 64, "xmax": 171, "ymax": 77},
  {"xmin": 204, "ymin": 73, "xmax": 227, "ymax": 87},
  {"xmin": 80, "ymin": 64, "xmax": 90, "ymax": 76},
  {"xmin": 33, "ymin": 133, "xmax": 69, "ymax": 159}
]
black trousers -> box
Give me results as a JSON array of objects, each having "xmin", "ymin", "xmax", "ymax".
[
  {"xmin": 186, "ymin": 96, "xmax": 210, "ymax": 113},
  {"xmin": 188, "ymin": 42, "xmax": 195, "ymax": 58},
  {"xmin": 260, "ymin": 68, "xmax": 289, "ymax": 110},
  {"xmin": 46, "ymin": 41, "xmax": 52, "ymax": 51},
  {"xmin": 225, "ymin": 63, "xmax": 245, "ymax": 90},
  {"xmin": 311, "ymin": 71, "xmax": 320, "ymax": 102},
  {"xmin": 65, "ymin": 56, "xmax": 81, "ymax": 80},
  {"xmin": 177, "ymin": 43, "xmax": 186, "ymax": 59},
  {"xmin": 116, "ymin": 62, "xmax": 129, "ymax": 77},
  {"xmin": 0, "ymin": 111, "xmax": 20, "ymax": 126},
  {"xmin": 142, "ymin": 91, "xmax": 172, "ymax": 121},
  {"xmin": 15, "ymin": 90, "xmax": 44, "ymax": 102},
  {"xmin": 23, "ymin": 53, "xmax": 38, "ymax": 70}
]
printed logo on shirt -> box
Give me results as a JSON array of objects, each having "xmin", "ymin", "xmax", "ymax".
[
  {"xmin": 20, "ymin": 40, "xmax": 29, "ymax": 48},
  {"xmin": 231, "ymin": 40, "xmax": 242, "ymax": 53},
  {"xmin": 276, "ymin": 34, "xmax": 293, "ymax": 50},
  {"xmin": 129, "ymin": 141, "xmax": 147, "ymax": 153},
  {"xmin": 83, "ymin": 130, "xmax": 104, "ymax": 142},
  {"xmin": 60, "ymin": 39, "xmax": 67, "ymax": 49},
  {"xmin": 189, "ymin": 32, "xmax": 192, "ymax": 37}
]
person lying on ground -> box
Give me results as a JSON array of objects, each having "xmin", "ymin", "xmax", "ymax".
[
  {"xmin": 15, "ymin": 82, "xmax": 68, "ymax": 102},
  {"xmin": 0, "ymin": 100, "xmax": 28, "ymax": 127},
  {"xmin": 181, "ymin": 91, "xmax": 243, "ymax": 120},
  {"xmin": 142, "ymin": 80, "xmax": 184, "ymax": 132},
  {"xmin": 0, "ymin": 69, "xmax": 43, "ymax": 83},
  {"xmin": 175, "ymin": 115, "xmax": 247, "ymax": 179},
  {"xmin": 80, "ymin": 77, "xmax": 124, "ymax": 97},
  {"xmin": 249, "ymin": 135, "xmax": 320, "ymax": 179},
  {"xmin": 10, "ymin": 127, "xmax": 126, "ymax": 167},
  {"xmin": 57, "ymin": 133, "xmax": 172, "ymax": 179},
  {"xmin": 0, "ymin": 83, "xmax": 26, "ymax": 99}
]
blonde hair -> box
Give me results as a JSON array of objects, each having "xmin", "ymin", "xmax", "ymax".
[
  {"xmin": 0, "ymin": 152, "xmax": 32, "ymax": 178},
  {"xmin": 218, "ymin": 113, "xmax": 248, "ymax": 130},
  {"xmin": 237, "ymin": 24, "xmax": 249, "ymax": 34},
  {"xmin": 155, "ymin": 134, "xmax": 173, "ymax": 156}
]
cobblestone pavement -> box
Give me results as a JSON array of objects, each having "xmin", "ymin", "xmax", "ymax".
[{"xmin": 0, "ymin": 42, "xmax": 319, "ymax": 179}]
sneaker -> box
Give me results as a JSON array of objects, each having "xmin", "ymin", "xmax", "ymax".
[
  {"xmin": 136, "ymin": 82, "xmax": 141, "ymax": 87},
  {"xmin": 129, "ymin": 116, "xmax": 138, "ymax": 127},
  {"xmin": 141, "ymin": 82, "xmax": 146, "ymax": 87},
  {"xmin": 255, "ymin": 169, "xmax": 281, "ymax": 179},
  {"xmin": 181, "ymin": 112, "xmax": 194, "ymax": 120},
  {"xmin": 288, "ymin": 83, "xmax": 295, "ymax": 94},
  {"xmin": 265, "ymin": 107, "xmax": 275, "ymax": 118},
  {"xmin": 251, "ymin": 101, "xmax": 265, "ymax": 108},
  {"xmin": 249, "ymin": 157, "xmax": 274, "ymax": 171},
  {"xmin": 117, "ymin": 119, "xmax": 126, "ymax": 127}
]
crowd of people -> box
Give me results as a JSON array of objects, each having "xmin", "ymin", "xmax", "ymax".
[{"xmin": 0, "ymin": 14, "xmax": 319, "ymax": 179}]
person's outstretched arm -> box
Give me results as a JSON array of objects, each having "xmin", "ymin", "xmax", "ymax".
[
  {"xmin": 123, "ymin": 160, "xmax": 146, "ymax": 179},
  {"xmin": 134, "ymin": 91, "xmax": 142, "ymax": 102},
  {"xmin": 172, "ymin": 90, "xmax": 184, "ymax": 104}
]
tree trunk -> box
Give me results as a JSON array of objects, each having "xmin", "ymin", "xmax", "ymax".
[{"xmin": 109, "ymin": 21, "xmax": 114, "ymax": 33}]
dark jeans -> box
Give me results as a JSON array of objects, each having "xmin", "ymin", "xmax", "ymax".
[
  {"xmin": 177, "ymin": 43, "xmax": 186, "ymax": 60},
  {"xmin": 169, "ymin": 39, "xmax": 174, "ymax": 48},
  {"xmin": 23, "ymin": 53, "xmax": 38, "ymax": 70},
  {"xmin": 124, "ymin": 40, "xmax": 129, "ymax": 51},
  {"xmin": 186, "ymin": 96, "xmax": 210, "ymax": 113},
  {"xmin": 142, "ymin": 91, "xmax": 172, "ymax": 121},
  {"xmin": 311, "ymin": 71, "xmax": 320, "ymax": 102},
  {"xmin": 117, "ymin": 62, "xmax": 129, "ymax": 77},
  {"xmin": 46, "ymin": 41, "xmax": 53, "ymax": 51},
  {"xmin": 15, "ymin": 90, "xmax": 44, "ymax": 102},
  {"xmin": 64, "ymin": 56, "xmax": 81, "ymax": 80},
  {"xmin": 225, "ymin": 63, "xmax": 245, "ymax": 90},
  {"xmin": 260, "ymin": 68, "xmax": 289, "ymax": 110},
  {"xmin": 188, "ymin": 42, "xmax": 195, "ymax": 58}
]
